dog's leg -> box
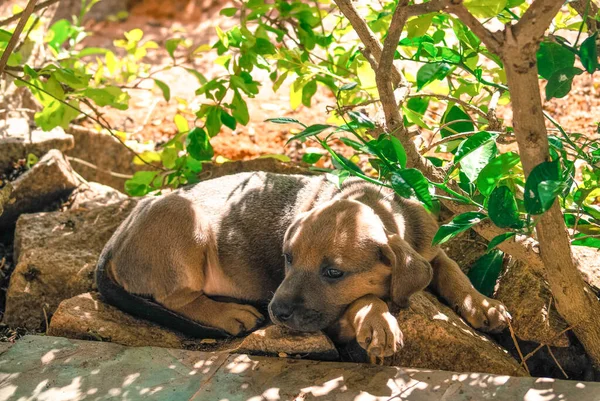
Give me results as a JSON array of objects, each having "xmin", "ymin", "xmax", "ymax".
[
  {"xmin": 158, "ymin": 289, "xmax": 265, "ymax": 336},
  {"xmin": 429, "ymin": 250, "xmax": 509, "ymax": 332},
  {"xmin": 330, "ymin": 295, "xmax": 403, "ymax": 363}
]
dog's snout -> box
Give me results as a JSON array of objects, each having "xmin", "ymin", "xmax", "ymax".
[{"xmin": 271, "ymin": 301, "xmax": 295, "ymax": 322}]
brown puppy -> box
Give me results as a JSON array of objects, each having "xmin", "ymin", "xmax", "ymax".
[{"xmin": 96, "ymin": 172, "xmax": 509, "ymax": 360}]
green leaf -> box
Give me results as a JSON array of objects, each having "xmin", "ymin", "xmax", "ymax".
[
  {"xmin": 153, "ymin": 79, "xmax": 170, "ymax": 102},
  {"xmin": 545, "ymin": 67, "xmax": 583, "ymax": 100},
  {"xmin": 302, "ymin": 153, "xmax": 323, "ymax": 164},
  {"xmin": 537, "ymin": 42, "xmax": 575, "ymax": 80},
  {"xmin": 186, "ymin": 127, "xmax": 214, "ymax": 161},
  {"xmin": 205, "ymin": 106, "xmax": 222, "ymax": 137},
  {"xmin": 220, "ymin": 110, "xmax": 237, "ymax": 130},
  {"xmin": 487, "ymin": 232, "xmax": 517, "ymax": 251},
  {"xmin": 524, "ymin": 160, "xmax": 562, "ymax": 215},
  {"xmin": 441, "ymin": 105, "xmax": 474, "ymax": 138},
  {"xmin": 407, "ymin": 14, "xmax": 433, "ymax": 38},
  {"xmin": 84, "ymin": 87, "xmax": 130, "ymax": 110},
  {"xmin": 467, "ymin": 250, "xmax": 504, "ymax": 297},
  {"xmin": 391, "ymin": 169, "xmax": 434, "ymax": 210},
  {"xmin": 125, "ymin": 171, "xmax": 158, "ymax": 196},
  {"xmin": 161, "ymin": 147, "xmax": 178, "ymax": 169},
  {"xmin": 416, "ymin": 62, "xmax": 451, "ymax": 90},
  {"xmin": 476, "ymin": 152, "xmax": 521, "ymax": 197},
  {"xmin": 231, "ymin": 91, "xmax": 249, "ymax": 125},
  {"xmin": 165, "ymin": 38, "xmax": 183, "ymax": 59},
  {"xmin": 47, "ymin": 19, "xmax": 73, "ymax": 51},
  {"xmin": 488, "ymin": 186, "xmax": 522, "ymax": 228},
  {"xmin": 265, "ymin": 117, "xmax": 307, "ymax": 128},
  {"xmin": 339, "ymin": 82, "xmax": 358, "ymax": 91},
  {"xmin": 453, "ymin": 131, "xmax": 498, "ymax": 181},
  {"xmin": 302, "ymin": 80, "xmax": 317, "ymax": 107},
  {"xmin": 464, "ymin": 0, "xmax": 506, "ymax": 18},
  {"xmin": 287, "ymin": 124, "xmax": 333, "ymax": 144},
  {"xmin": 432, "ymin": 212, "xmax": 488, "ymax": 246},
  {"xmin": 580, "ymin": 33, "xmax": 598, "ymax": 74},
  {"xmin": 376, "ymin": 136, "xmax": 407, "ymax": 168},
  {"xmin": 572, "ymin": 233, "xmax": 600, "ymax": 248},
  {"xmin": 220, "ymin": 7, "xmax": 238, "ymax": 17},
  {"xmin": 53, "ymin": 69, "xmax": 89, "ymax": 89},
  {"xmin": 347, "ymin": 111, "xmax": 376, "ymax": 129}
]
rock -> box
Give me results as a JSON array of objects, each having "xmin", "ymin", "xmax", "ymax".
[
  {"xmin": 340, "ymin": 292, "xmax": 525, "ymax": 376},
  {"xmin": 3, "ymin": 199, "xmax": 139, "ymax": 329},
  {"xmin": 0, "ymin": 182, "xmax": 12, "ymax": 219},
  {"xmin": 65, "ymin": 182, "xmax": 128, "ymax": 210},
  {"xmin": 495, "ymin": 258, "xmax": 570, "ymax": 347},
  {"xmin": 0, "ymin": 119, "xmax": 74, "ymax": 170},
  {"xmin": 0, "ymin": 150, "xmax": 81, "ymax": 233},
  {"xmin": 236, "ymin": 325, "xmax": 339, "ymax": 361},
  {"xmin": 66, "ymin": 125, "xmax": 154, "ymax": 190},
  {"xmin": 48, "ymin": 292, "xmax": 185, "ymax": 348},
  {"xmin": 573, "ymin": 246, "xmax": 600, "ymax": 291}
]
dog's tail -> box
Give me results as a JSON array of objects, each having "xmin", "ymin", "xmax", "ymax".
[{"xmin": 95, "ymin": 251, "xmax": 229, "ymax": 339}]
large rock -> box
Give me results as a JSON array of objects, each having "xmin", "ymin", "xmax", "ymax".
[
  {"xmin": 3, "ymin": 199, "xmax": 138, "ymax": 329},
  {"xmin": 48, "ymin": 292, "xmax": 186, "ymax": 349},
  {"xmin": 236, "ymin": 324, "xmax": 339, "ymax": 361},
  {"xmin": 348, "ymin": 292, "xmax": 526, "ymax": 376},
  {"xmin": 0, "ymin": 150, "xmax": 81, "ymax": 232},
  {"xmin": 573, "ymin": 246, "xmax": 600, "ymax": 291},
  {"xmin": 495, "ymin": 258, "xmax": 570, "ymax": 347},
  {"xmin": 0, "ymin": 119, "xmax": 74, "ymax": 170}
]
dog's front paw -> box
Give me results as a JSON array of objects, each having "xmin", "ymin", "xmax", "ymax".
[
  {"xmin": 356, "ymin": 309, "xmax": 403, "ymax": 364},
  {"xmin": 457, "ymin": 294, "xmax": 510, "ymax": 333},
  {"xmin": 220, "ymin": 304, "xmax": 265, "ymax": 336}
]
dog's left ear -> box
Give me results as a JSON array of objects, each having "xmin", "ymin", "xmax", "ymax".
[{"xmin": 380, "ymin": 234, "xmax": 433, "ymax": 308}]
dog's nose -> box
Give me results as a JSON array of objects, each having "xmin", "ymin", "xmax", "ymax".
[{"xmin": 271, "ymin": 302, "xmax": 294, "ymax": 322}]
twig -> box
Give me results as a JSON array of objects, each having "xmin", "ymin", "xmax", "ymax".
[
  {"xmin": 508, "ymin": 319, "xmax": 531, "ymax": 375},
  {"xmin": 67, "ymin": 156, "xmax": 135, "ymax": 180},
  {"xmin": 546, "ymin": 345, "xmax": 569, "ymax": 379},
  {"xmin": 520, "ymin": 326, "xmax": 574, "ymax": 366},
  {"xmin": 406, "ymin": 92, "xmax": 488, "ymax": 119},
  {"xmin": 447, "ymin": 3, "xmax": 504, "ymax": 55},
  {"xmin": 0, "ymin": 0, "xmax": 59, "ymax": 27},
  {"xmin": 0, "ymin": 0, "xmax": 38, "ymax": 76},
  {"xmin": 407, "ymin": 0, "xmax": 450, "ymax": 17}
]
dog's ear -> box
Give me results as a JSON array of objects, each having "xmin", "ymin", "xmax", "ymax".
[{"xmin": 380, "ymin": 234, "xmax": 433, "ymax": 308}]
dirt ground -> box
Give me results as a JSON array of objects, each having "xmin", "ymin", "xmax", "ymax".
[{"xmin": 1, "ymin": 0, "xmax": 598, "ymax": 166}]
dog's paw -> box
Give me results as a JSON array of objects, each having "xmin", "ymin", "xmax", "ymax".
[
  {"xmin": 356, "ymin": 309, "xmax": 403, "ymax": 364},
  {"xmin": 457, "ymin": 294, "xmax": 510, "ymax": 333},
  {"xmin": 219, "ymin": 304, "xmax": 265, "ymax": 336}
]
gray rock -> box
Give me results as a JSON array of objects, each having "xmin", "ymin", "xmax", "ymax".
[
  {"xmin": 573, "ymin": 246, "xmax": 600, "ymax": 291},
  {"xmin": 0, "ymin": 119, "xmax": 74, "ymax": 170},
  {"xmin": 48, "ymin": 292, "xmax": 186, "ymax": 348},
  {"xmin": 0, "ymin": 150, "xmax": 81, "ymax": 232},
  {"xmin": 66, "ymin": 181, "xmax": 128, "ymax": 210},
  {"xmin": 236, "ymin": 324, "xmax": 339, "ymax": 361},
  {"xmin": 3, "ymin": 199, "xmax": 139, "ymax": 329}
]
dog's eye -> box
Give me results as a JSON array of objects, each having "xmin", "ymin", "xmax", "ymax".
[
  {"xmin": 283, "ymin": 253, "xmax": 293, "ymax": 265},
  {"xmin": 323, "ymin": 268, "xmax": 344, "ymax": 279}
]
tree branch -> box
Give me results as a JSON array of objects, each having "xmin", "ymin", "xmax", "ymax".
[
  {"xmin": 0, "ymin": 0, "xmax": 57, "ymax": 27},
  {"xmin": 0, "ymin": 0, "xmax": 38, "ymax": 76},
  {"xmin": 376, "ymin": 0, "xmax": 410, "ymax": 132},
  {"xmin": 408, "ymin": 0, "xmax": 450, "ymax": 17},
  {"xmin": 333, "ymin": 0, "xmax": 403, "ymax": 85},
  {"xmin": 513, "ymin": 0, "xmax": 567, "ymax": 41},
  {"xmin": 447, "ymin": 4, "xmax": 504, "ymax": 55}
]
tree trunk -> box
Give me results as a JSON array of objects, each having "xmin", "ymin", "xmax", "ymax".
[{"xmin": 503, "ymin": 49, "xmax": 600, "ymax": 368}]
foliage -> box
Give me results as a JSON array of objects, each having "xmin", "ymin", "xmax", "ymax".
[{"xmin": 2, "ymin": 0, "xmax": 600, "ymax": 295}]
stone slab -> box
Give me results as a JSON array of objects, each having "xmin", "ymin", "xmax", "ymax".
[{"xmin": 0, "ymin": 335, "xmax": 598, "ymax": 401}]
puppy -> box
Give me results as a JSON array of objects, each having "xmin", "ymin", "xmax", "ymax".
[{"xmin": 96, "ymin": 172, "xmax": 509, "ymax": 360}]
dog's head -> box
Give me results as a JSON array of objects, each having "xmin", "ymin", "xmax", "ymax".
[{"xmin": 268, "ymin": 199, "xmax": 432, "ymax": 332}]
